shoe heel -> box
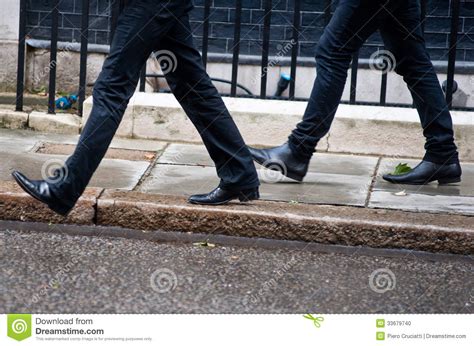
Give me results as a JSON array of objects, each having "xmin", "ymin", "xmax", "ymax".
[
  {"xmin": 438, "ymin": 176, "xmax": 461, "ymax": 185},
  {"xmin": 286, "ymin": 171, "xmax": 304, "ymax": 182},
  {"xmin": 238, "ymin": 188, "xmax": 260, "ymax": 202}
]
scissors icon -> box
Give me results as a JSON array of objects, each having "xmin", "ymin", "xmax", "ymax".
[{"xmin": 303, "ymin": 314, "xmax": 324, "ymax": 328}]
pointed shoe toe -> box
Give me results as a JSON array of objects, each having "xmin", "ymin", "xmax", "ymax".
[
  {"xmin": 11, "ymin": 170, "xmax": 72, "ymax": 216},
  {"xmin": 188, "ymin": 187, "xmax": 259, "ymax": 205}
]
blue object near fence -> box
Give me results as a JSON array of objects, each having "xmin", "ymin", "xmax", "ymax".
[{"xmin": 55, "ymin": 94, "xmax": 78, "ymax": 110}]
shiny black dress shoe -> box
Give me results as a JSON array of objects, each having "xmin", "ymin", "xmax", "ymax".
[
  {"xmin": 188, "ymin": 187, "xmax": 259, "ymax": 205},
  {"xmin": 382, "ymin": 160, "xmax": 462, "ymax": 185},
  {"xmin": 248, "ymin": 142, "xmax": 309, "ymax": 181},
  {"xmin": 11, "ymin": 171, "xmax": 72, "ymax": 216}
]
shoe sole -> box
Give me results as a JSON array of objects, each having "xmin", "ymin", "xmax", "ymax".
[
  {"xmin": 383, "ymin": 176, "xmax": 462, "ymax": 185},
  {"xmin": 188, "ymin": 197, "xmax": 259, "ymax": 206},
  {"xmin": 438, "ymin": 176, "xmax": 461, "ymax": 185},
  {"xmin": 188, "ymin": 189, "xmax": 260, "ymax": 206},
  {"xmin": 12, "ymin": 173, "xmax": 70, "ymax": 216}
]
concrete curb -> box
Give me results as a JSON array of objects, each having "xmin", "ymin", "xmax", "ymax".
[
  {"xmin": 0, "ymin": 181, "xmax": 101, "ymax": 225},
  {"xmin": 0, "ymin": 108, "xmax": 28, "ymax": 129},
  {"xmin": 29, "ymin": 111, "xmax": 81, "ymax": 134},
  {"xmin": 1, "ymin": 182, "xmax": 472, "ymax": 255}
]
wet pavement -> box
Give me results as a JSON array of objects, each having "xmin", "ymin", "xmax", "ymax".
[
  {"xmin": 0, "ymin": 226, "xmax": 472, "ymax": 314},
  {"xmin": 1, "ymin": 128, "xmax": 474, "ymax": 215}
]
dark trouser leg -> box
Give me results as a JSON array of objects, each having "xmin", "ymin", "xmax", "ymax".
[
  {"xmin": 159, "ymin": 15, "xmax": 259, "ymax": 191},
  {"xmin": 379, "ymin": 0, "xmax": 458, "ymax": 164},
  {"xmin": 50, "ymin": 2, "xmax": 176, "ymax": 207},
  {"xmin": 288, "ymin": 0, "xmax": 382, "ymax": 161}
]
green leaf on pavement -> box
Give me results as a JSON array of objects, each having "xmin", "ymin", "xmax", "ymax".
[{"xmin": 391, "ymin": 163, "xmax": 412, "ymax": 175}]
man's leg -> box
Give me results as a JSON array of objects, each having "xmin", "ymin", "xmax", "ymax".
[
  {"xmin": 379, "ymin": 0, "xmax": 458, "ymax": 164},
  {"xmin": 287, "ymin": 0, "xmax": 383, "ymax": 160},
  {"xmin": 248, "ymin": 0, "xmax": 385, "ymax": 181},
  {"xmin": 158, "ymin": 14, "xmax": 259, "ymax": 193},
  {"xmin": 12, "ymin": 1, "xmax": 178, "ymax": 213},
  {"xmin": 379, "ymin": 0, "xmax": 461, "ymax": 184}
]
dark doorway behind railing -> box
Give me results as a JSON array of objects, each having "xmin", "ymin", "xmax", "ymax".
[{"xmin": 15, "ymin": 0, "xmax": 471, "ymax": 116}]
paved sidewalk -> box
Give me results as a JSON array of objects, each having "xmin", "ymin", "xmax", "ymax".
[
  {"xmin": 1, "ymin": 128, "xmax": 473, "ymax": 254},
  {"xmin": 1, "ymin": 128, "xmax": 473, "ymax": 216}
]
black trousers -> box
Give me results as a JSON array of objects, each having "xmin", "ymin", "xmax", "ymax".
[
  {"xmin": 51, "ymin": 0, "xmax": 259, "ymax": 208},
  {"xmin": 289, "ymin": 0, "xmax": 459, "ymax": 165}
]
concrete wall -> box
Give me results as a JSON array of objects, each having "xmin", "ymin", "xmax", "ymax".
[
  {"xmin": 0, "ymin": 0, "xmax": 20, "ymax": 41},
  {"xmin": 81, "ymin": 93, "xmax": 474, "ymax": 161},
  {"xmin": 0, "ymin": 0, "xmax": 20, "ymax": 92}
]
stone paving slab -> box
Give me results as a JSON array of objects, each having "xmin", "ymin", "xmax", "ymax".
[
  {"xmin": 157, "ymin": 143, "xmax": 214, "ymax": 166},
  {"xmin": 157, "ymin": 143, "xmax": 379, "ymax": 176},
  {"xmin": 375, "ymin": 158, "xmax": 474, "ymax": 197},
  {"xmin": 138, "ymin": 165, "xmax": 218, "ymax": 195},
  {"xmin": 153, "ymin": 143, "xmax": 378, "ymax": 205},
  {"xmin": 1, "ymin": 152, "xmax": 150, "ymax": 190},
  {"xmin": 139, "ymin": 163, "xmax": 373, "ymax": 206},
  {"xmin": 369, "ymin": 190, "xmax": 474, "ymax": 215},
  {"xmin": 0, "ymin": 128, "xmax": 167, "ymax": 153},
  {"xmin": 36, "ymin": 143, "xmax": 158, "ymax": 162},
  {"xmin": 369, "ymin": 158, "xmax": 474, "ymax": 215}
]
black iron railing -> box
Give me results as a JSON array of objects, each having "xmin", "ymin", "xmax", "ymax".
[{"xmin": 15, "ymin": 0, "xmax": 470, "ymax": 116}]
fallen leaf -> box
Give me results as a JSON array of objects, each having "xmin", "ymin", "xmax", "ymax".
[{"xmin": 391, "ymin": 163, "xmax": 413, "ymax": 175}]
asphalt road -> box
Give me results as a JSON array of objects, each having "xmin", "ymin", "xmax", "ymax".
[{"xmin": 1, "ymin": 226, "xmax": 473, "ymax": 314}]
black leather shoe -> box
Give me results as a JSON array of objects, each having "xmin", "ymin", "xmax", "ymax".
[
  {"xmin": 383, "ymin": 160, "xmax": 462, "ymax": 185},
  {"xmin": 11, "ymin": 171, "xmax": 72, "ymax": 216},
  {"xmin": 248, "ymin": 142, "xmax": 309, "ymax": 182},
  {"xmin": 188, "ymin": 187, "xmax": 259, "ymax": 205}
]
